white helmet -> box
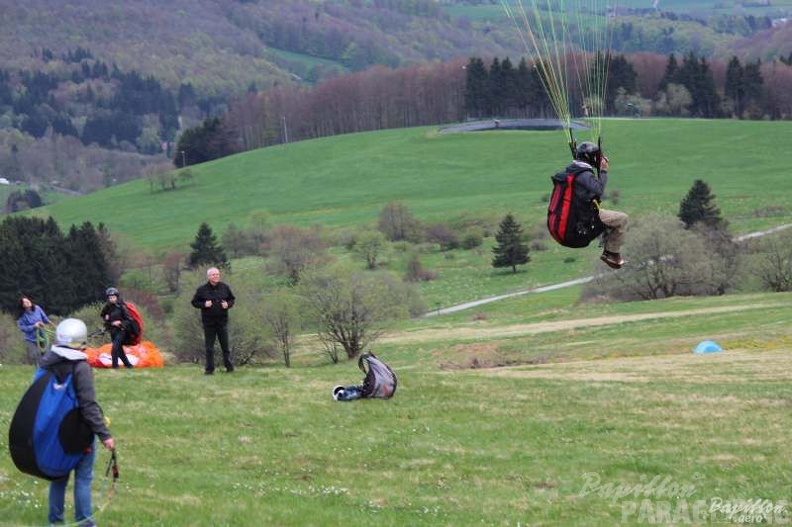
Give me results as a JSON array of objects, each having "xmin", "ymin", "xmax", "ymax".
[{"xmin": 56, "ymin": 318, "xmax": 88, "ymax": 347}]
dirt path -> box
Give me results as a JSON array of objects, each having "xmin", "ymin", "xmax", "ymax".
[{"xmin": 385, "ymin": 301, "xmax": 787, "ymax": 345}]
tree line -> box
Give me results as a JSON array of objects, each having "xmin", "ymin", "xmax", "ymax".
[
  {"xmin": 177, "ymin": 50, "xmax": 792, "ymax": 166},
  {"xmin": 0, "ymin": 216, "xmax": 118, "ymax": 315}
]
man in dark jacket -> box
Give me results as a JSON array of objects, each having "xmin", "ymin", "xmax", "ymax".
[
  {"xmin": 99, "ymin": 287, "xmax": 135, "ymax": 369},
  {"xmin": 191, "ymin": 267, "xmax": 236, "ymax": 374},
  {"xmin": 39, "ymin": 318, "xmax": 115, "ymax": 527},
  {"xmin": 570, "ymin": 141, "xmax": 629, "ymax": 269}
]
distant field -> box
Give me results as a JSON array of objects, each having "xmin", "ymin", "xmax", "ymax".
[
  {"xmin": 444, "ymin": 0, "xmax": 792, "ymax": 18},
  {"xmin": 265, "ymin": 47, "xmax": 348, "ymax": 81},
  {"xmin": 28, "ymin": 119, "xmax": 792, "ymax": 254}
]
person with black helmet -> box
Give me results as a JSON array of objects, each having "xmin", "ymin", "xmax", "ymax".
[
  {"xmin": 99, "ymin": 287, "xmax": 135, "ymax": 369},
  {"xmin": 569, "ymin": 141, "xmax": 629, "ymax": 269}
]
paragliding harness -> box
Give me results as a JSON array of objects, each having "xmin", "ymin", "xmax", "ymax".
[
  {"xmin": 8, "ymin": 361, "xmax": 93, "ymax": 480},
  {"xmin": 121, "ymin": 302, "xmax": 143, "ymax": 346},
  {"xmin": 333, "ymin": 353, "xmax": 398, "ymax": 402},
  {"xmin": 547, "ymin": 133, "xmax": 606, "ymax": 248}
]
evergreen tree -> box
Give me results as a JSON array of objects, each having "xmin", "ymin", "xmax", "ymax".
[
  {"xmin": 0, "ymin": 216, "xmax": 82, "ymax": 315},
  {"xmin": 678, "ymin": 179, "xmax": 725, "ymax": 230},
  {"xmin": 464, "ymin": 57, "xmax": 489, "ymax": 119},
  {"xmin": 514, "ymin": 58, "xmax": 533, "ymax": 115},
  {"xmin": 188, "ymin": 222, "xmax": 228, "ymax": 269},
  {"xmin": 173, "ymin": 117, "xmax": 234, "ymax": 168},
  {"xmin": 658, "ymin": 53, "xmax": 679, "ymax": 91},
  {"xmin": 500, "ymin": 57, "xmax": 519, "ymax": 116},
  {"xmin": 742, "ymin": 60, "xmax": 764, "ymax": 117},
  {"xmin": 605, "ymin": 53, "xmax": 638, "ymax": 114},
  {"xmin": 488, "ymin": 57, "xmax": 504, "ymax": 117},
  {"xmin": 725, "ymin": 56, "xmax": 744, "ymax": 117},
  {"xmin": 0, "ymin": 222, "xmax": 27, "ymax": 312},
  {"xmin": 677, "ymin": 53, "xmax": 720, "ymax": 118},
  {"xmin": 65, "ymin": 222, "xmax": 115, "ymax": 307},
  {"xmin": 96, "ymin": 222, "xmax": 122, "ymax": 285},
  {"xmin": 491, "ymin": 213, "xmax": 530, "ymax": 273},
  {"xmin": 526, "ymin": 59, "xmax": 552, "ymax": 117}
]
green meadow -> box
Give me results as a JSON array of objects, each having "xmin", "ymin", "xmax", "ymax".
[
  {"xmin": 3, "ymin": 119, "xmax": 792, "ymax": 525},
  {"xmin": 1, "ymin": 292, "xmax": 791, "ymax": 526},
  {"xmin": 30, "ymin": 119, "xmax": 792, "ymax": 252}
]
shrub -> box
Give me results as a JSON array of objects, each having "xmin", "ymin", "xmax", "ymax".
[{"xmin": 461, "ymin": 229, "xmax": 484, "ymax": 250}]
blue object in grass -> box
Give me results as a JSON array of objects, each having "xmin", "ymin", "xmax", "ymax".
[{"xmin": 693, "ymin": 340, "xmax": 723, "ymax": 354}]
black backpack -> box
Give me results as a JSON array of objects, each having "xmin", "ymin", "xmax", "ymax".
[
  {"xmin": 9, "ymin": 362, "xmax": 93, "ymax": 480},
  {"xmin": 547, "ymin": 168, "xmax": 604, "ymax": 248}
]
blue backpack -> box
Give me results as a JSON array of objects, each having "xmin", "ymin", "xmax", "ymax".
[{"xmin": 8, "ymin": 363, "xmax": 93, "ymax": 480}]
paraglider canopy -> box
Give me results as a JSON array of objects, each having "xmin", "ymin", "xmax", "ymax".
[
  {"xmin": 693, "ymin": 340, "xmax": 723, "ymax": 354},
  {"xmin": 501, "ymin": 0, "xmax": 615, "ymax": 148}
]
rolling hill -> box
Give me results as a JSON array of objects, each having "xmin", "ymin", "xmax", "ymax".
[
  {"xmin": 27, "ymin": 118, "xmax": 792, "ymax": 255},
  {"xmin": 1, "ymin": 0, "xmax": 790, "ymax": 100}
]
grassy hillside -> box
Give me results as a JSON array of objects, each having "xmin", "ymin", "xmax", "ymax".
[
  {"xmin": 29, "ymin": 119, "xmax": 792, "ymax": 255},
  {"xmin": 2, "ymin": 291, "xmax": 790, "ymax": 526}
]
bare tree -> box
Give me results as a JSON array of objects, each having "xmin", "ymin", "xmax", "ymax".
[
  {"xmin": 425, "ymin": 223, "xmax": 460, "ymax": 251},
  {"xmin": 584, "ymin": 215, "xmax": 741, "ymax": 301},
  {"xmin": 299, "ymin": 266, "xmax": 421, "ymax": 360},
  {"xmin": 378, "ymin": 201, "xmax": 421, "ymax": 242},
  {"xmin": 352, "ymin": 230, "xmax": 387, "ymax": 270},
  {"xmin": 267, "ymin": 225, "xmax": 327, "ymax": 284},
  {"xmin": 262, "ymin": 292, "xmax": 301, "ymax": 367},
  {"xmin": 756, "ymin": 230, "xmax": 792, "ymax": 292},
  {"xmin": 162, "ymin": 252, "xmax": 183, "ymax": 293},
  {"xmin": 761, "ymin": 62, "xmax": 792, "ymax": 120}
]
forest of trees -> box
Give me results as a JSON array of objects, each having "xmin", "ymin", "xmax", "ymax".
[
  {"xmin": 176, "ymin": 50, "xmax": 792, "ymax": 166},
  {"xmin": 0, "ymin": 216, "xmax": 119, "ymax": 315},
  {"xmin": 1, "ymin": 0, "xmax": 791, "ymax": 190},
  {"xmin": 0, "ymin": 48, "xmax": 214, "ymax": 155}
]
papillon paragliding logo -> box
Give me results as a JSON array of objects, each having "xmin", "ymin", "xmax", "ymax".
[{"xmin": 500, "ymin": 0, "xmax": 615, "ymax": 153}]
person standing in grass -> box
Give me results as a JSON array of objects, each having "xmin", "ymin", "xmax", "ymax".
[
  {"xmin": 99, "ymin": 287, "xmax": 135, "ymax": 369},
  {"xmin": 191, "ymin": 267, "xmax": 235, "ymax": 374},
  {"xmin": 17, "ymin": 295, "xmax": 55, "ymax": 367},
  {"xmin": 40, "ymin": 318, "xmax": 115, "ymax": 527}
]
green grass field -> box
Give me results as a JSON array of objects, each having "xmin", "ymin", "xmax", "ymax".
[
  {"xmin": 4, "ymin": 118, "xmax": 792, "ymax": 525},
  {"xmin": 28, "ymin": 119, "xmax": 792, "ymax": 253},
  {"xmin": 1, "ymin": 292, "xmax": 790, "ymax": 526}
]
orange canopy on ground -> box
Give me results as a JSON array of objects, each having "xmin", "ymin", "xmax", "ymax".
[{"xmin": 84, "ymin": 340, "xmax": 164, "ymax": 368}]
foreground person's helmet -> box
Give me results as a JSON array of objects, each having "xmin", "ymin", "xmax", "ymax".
[{"xmin": 56, "ymin": 318, "xmax": 88, "ymax": 347}]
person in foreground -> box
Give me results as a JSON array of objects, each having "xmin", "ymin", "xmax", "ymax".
[
  {"xmin": 40, "ymin": 318, "xmax": 115, "ymax": 527},
  {"xmin": 191, "ymin": 267, "xmax": 236, "ymax": 374},
  {"xmin": 570, "ymin": 141, "xmax": 629, "ymax": 269},
  {"xmin": 17, "ymin": 295, "xmax": 55, "ymax": 366},
  {"xmin": 99, "ymin": 287, "xmax": 135, "ymax": 369}
]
